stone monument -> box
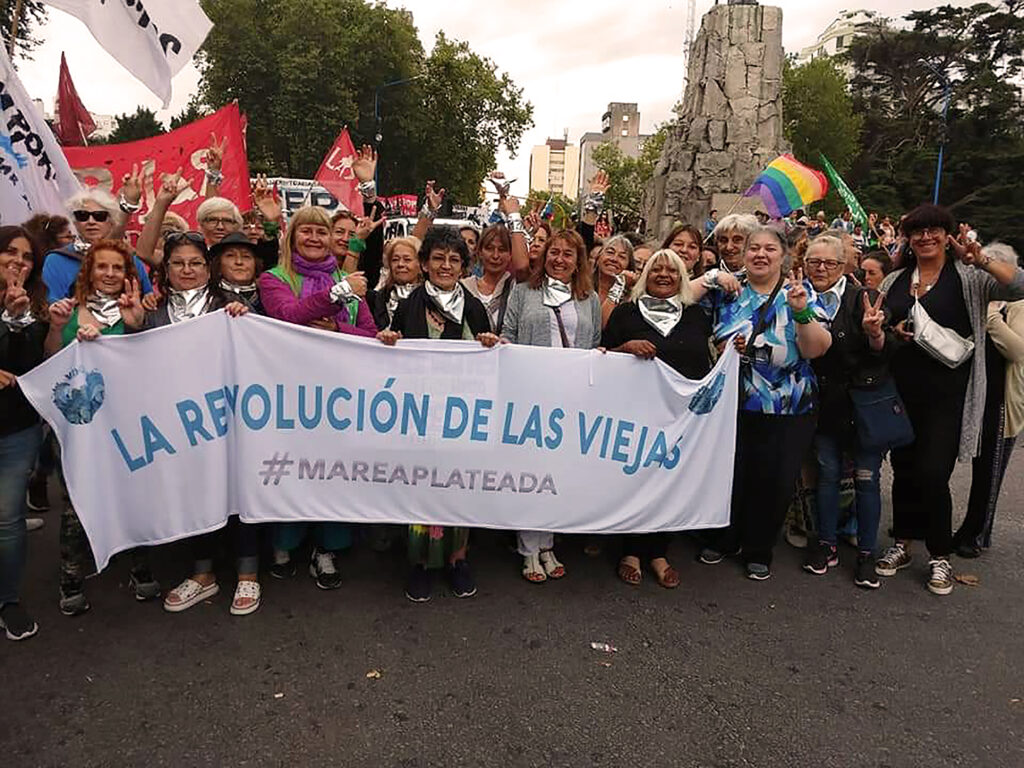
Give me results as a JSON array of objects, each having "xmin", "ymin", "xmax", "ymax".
[{"xmin": 646, "ymin": 3, "xmax": 786, "ymax": 238}]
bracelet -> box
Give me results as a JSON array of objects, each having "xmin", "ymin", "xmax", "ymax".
[
  {"xmin": 792, "ymin": 306, "xmax": 816, "ymax": 324},
  {"xmin": 118, "ymin": 193, "xmax": 141, "ymax": 214},
  {"xmin": 358, "ymin": 180, "xmax": 376, "ymax": 198},
  {"xmin": 607, "ymin": 273, "xmax": 626, "ymax": 304},
  {"xmin": 583, "ymin": 191, "xmax": 605, "ymax": 215},
  {"xmin": 348, "ymin": 237, "xmax": 367, "ymax": 254},
  {"xmin": 702, "ymin": 268, "xmax": 720, "ymax": 290},
  {"xmin": 419, "ymin": 203, "xmax": 437, "ymax": 220},
  {"xmin": 205, "ymin": 169, "xmax": 224, "ymax": 186},
  {"xmin": 506, "ymin": 212, "xmax": 525, "ymax": 235},
  {"xmin": 329, "ymin": 279, "xmax": 355, "ymax": 304}
]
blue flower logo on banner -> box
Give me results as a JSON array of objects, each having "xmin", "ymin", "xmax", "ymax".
[
  {"xmin": 689, "ymin": 372, "xmax": 726, "ymax": 415},
  {"xmin": 53, "ymin": 368, "xmax": 106, "ymax": 425}
]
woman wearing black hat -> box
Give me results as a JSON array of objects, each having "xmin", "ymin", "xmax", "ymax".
[
  {"xmin": 122, "ymin": 232, "xmax": 259, "ymax": 615},
  {"xmin": 209, "ymin": 231, "xmax": 265, "ymax": 314}
]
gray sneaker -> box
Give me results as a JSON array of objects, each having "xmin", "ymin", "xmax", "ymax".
[
  {"xmin": 59, "ymin": 585, "xmax": 90, "ymax": 617},
  {"xmin": 875, "ymin": 542, "xmax": 912, "ymax": 577},
  {"xmin": 746, "ymin": 562, "xmax": 771, "ymax": 580}
]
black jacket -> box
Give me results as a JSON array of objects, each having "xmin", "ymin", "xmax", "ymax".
[
  {"xmin": 390, "ymin": 284, "xmax": 490, "ymax": 340},
  {"xmin": 357, "ymin": 199, "xmax": 386, "ymax": 291},
  {"xmin": 812, "ymin": 280, "xmax": 897, "ymax": 437},
  {"xmin": 1, "ymin": 319, "xmax": 47, "ymax": 437}
]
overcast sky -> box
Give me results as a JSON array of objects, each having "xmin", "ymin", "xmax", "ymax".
[{"xmin": 17, "ymin": 1, "xmax": 955, "ymax": 197}]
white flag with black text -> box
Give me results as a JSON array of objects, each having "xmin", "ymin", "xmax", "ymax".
[{"xmin": 42, "ymin": 0, "xmax": 213, "ymax": 107}]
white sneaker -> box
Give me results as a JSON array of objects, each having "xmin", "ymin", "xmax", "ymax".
[
  {"xmin": 26, "ymin": 517, "xmax": 44, "ymax": 532},
  {"xmin": 927, "ymin": 558, "xmax": 954, "ymax": 596}
]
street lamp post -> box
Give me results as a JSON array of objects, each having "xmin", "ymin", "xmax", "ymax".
[{"xmin": 920, "ymin": 60, "xmax": 952, "ymax": 205}]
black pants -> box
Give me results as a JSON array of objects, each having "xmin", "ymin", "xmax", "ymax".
[
  {"xmin": 958, "ymin": 342, "xmax": 1014, "ymax": 548},
  {"xmin": 714, "ymin": 411, "xmax": 817, "ymax": 566},
  {"xmin": 622, "ymin": 533, "xmax": 670, "ymax": 561},
  {"xmin": 890, "ymin": 385, "xmax": 965, "ymax": 558}
]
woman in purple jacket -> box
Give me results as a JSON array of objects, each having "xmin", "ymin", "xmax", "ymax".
[{"xmin": 257, "ymin": 206, "xmax": 377, "ymax": 590}]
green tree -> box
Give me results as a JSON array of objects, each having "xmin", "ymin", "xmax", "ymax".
[
  {"xmin": 782, "ymin": 57, "xmax": 862, "ymax": 174},
  {"xmin": 845, "ymin": 1, "xmax": 1024, "ymax": 249},
  {"xmin": 169, "ymin": 97, "xmax": 209, "ymax": 131},
  {"xmin": 0, "ymin": 0, "xmax": 46, "ymax": 59},
  {"xmin": 196, "ymin": 0, "xmax": 532, "ymax": 202},
  {"xmin": 523, "ymin": 189, "xmax": 576, "ymax": 230},
  {"xmin": 592, "ymin": 123, "xmax": 672, "ymax": 226},
  {"xmin": 108, "ymin": 107, "xmax": 166, "ymax": 143}
]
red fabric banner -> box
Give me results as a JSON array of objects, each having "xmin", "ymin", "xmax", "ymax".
[
  {"xmin": 63, "ymin": 104, "xmax": 250, "ymax": 240},
  {"xmin": 313, "ymin": 127, "xmax": 361, "ymax": 213},
  {"xmin": 55, "ymin": 53, "xmax": 96, "ymax": 146}
]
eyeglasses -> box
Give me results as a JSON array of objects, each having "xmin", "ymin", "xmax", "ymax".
[
  {"xmin": 805, "ymin": 258, "xmax": 843, "ymax": 270},
  {"xmin": 203, "ymin": 216, "xmax": 237, "ymax": 228},
  {"xmin": 73, "ymin": 210, "xmax": 110, "ymax": 223},
  {"xmin": 167, "ymin": 259, "xmax": 209, "ymax": 271},
  {"xmin": 909, "ymin": 227, "xmax": 946, "ymax": 240}
]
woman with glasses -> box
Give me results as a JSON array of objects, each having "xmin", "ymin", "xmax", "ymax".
[
  {"xmin": 593, "ymin": 235, "xmax": 636, "ymax": 329},
  {"xmin": 800, "ymin": 235, "xmax": 894, "ymax": 589},
  {"xmin": 42, "ymin": 190, "xmax": 153, "ymax": 303},
  {"xmin": 377, "ymin": 227, "xmax": 497, "ymax": 602},
  {"xmin": 119, "ymin": 232, "xmax": 259, "ymax": 615},
  {"xmin": 196, "ymin": 198, "xmax": 244, "ymax": 247},
  {"xmin": 876, "ymin": 205, "xmax": 1024, "ymax": 595},
  {"xmin": 43, "ymin": 240, "xmax": 161, "ymax": 616}
]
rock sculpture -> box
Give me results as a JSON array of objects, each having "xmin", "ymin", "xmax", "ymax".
[{"xmin": 646, "ymin": 4, "xmax": 786, "ymax": 238}]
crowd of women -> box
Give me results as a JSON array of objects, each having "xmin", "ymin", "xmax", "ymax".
[{"xmin": 2, "ymin": 142, "xmax": 1023, "ymax": 642}]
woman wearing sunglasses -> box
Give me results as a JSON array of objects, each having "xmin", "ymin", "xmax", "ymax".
[{"xmin": 42, "ymin": 190, "xmax": 153, "ymax": 304}]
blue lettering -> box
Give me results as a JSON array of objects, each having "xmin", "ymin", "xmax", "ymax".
[
  {"xmin": 578, "ymin": 412, "xmax": 603, "ymax": 454},
  {"xmin": 502, "ymin": 402, "xmax": 519, "ymax": 445},
  {"xmin": 111, "ymin": 427, "xmax": 146, "ymax": 472},
  {"xmin": 401, "ymin": 393, "xmax": 429, "ymax": 437},
  {"xmin": 298, "ymin": 385, "xmax": 323, "ymax": 429},
  {"xmin": 241, "ymin": 385, "xmax": 271, "ymax": 430},
  {"xmin": 611, "ymin": 420, "xmax": 635, "ymax": 463},
  {"xmin": 470, "ymin": 399, "xmax": 492, "ymax": 442},
  {"xmin": 204, "ymin": 389, "xmax": 230, "ymax": 438},
  {"xmin": 622, "ymin": 426, "xmax": 648, "ymax": 475},
  {"xmin": 275, "ymin": 384, "xmax": 295, "ymax": 429},
  {"xmin": 518, "ymin": 405, "xmax": 543, "ymax": 447},
  {"xmin": 442, "ymin": 396, "xmax": 469, "ymax": 439},
  {"xmin": 326, "ymin": 387, "xmax": 351, "ymax": 431},
  {"xmin": 176, "ymin": 399, "xmax": 213, "ymax": 446},
  {"xmin": 545, "ymin": 408, "xmax": 564, "ymax": 450},
  {"xmin": 142, "ymin": 415, "xmax": 176, "ymax": 463}
]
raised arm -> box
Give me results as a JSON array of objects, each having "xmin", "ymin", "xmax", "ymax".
[
  {"xmin": 136, "ymin": 168, "xmax": 187, "ymax": 268},
  {"xmin": 494, "ymin": 176, "xmax": 529, "ymax": 275},
  {"xmin": 787, "ymin": 270, "xmax": 832, "ymax": 359},
  {"xmin": 412, "ymin": 180, "xmax": 444, "ymax": 242}
]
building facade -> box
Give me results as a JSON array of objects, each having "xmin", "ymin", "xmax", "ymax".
[
  {"xmin": 795, "ymin": 10, "xmax": 881, "ymax": 66},
  {"xmin": 578, "ymin": 102, "xmax": 650, "ymax": 199},
  {"xmin": 529, "ymin": 137, "xmax": 580, "ymax": 198}
]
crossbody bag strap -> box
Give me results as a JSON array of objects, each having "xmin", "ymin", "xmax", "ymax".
[{"xmin": 746, "ymin": 277, "xmax": 785, "ymax": 348}]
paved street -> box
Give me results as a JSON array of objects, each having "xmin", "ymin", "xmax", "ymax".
[{"xmin": 2, "ymin": 455, "xmax": 1023, "ymax": 768}]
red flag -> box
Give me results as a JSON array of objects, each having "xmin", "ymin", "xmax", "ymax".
[
  {"xmin": 55, "ymin": 53, "xmax": 96, "ymax": 146},
  {"xmin": 313, "ymin": 127, "xmax": 362, "ymax": 213}
]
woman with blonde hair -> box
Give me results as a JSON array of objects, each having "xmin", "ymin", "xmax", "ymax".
[
  {"xmin": 367, "ymin": 235, "xmax": 422, "ymax": 330},
  {"xmin": 256, "ymin": 206, "xmax": 376, "ymax": 590},
  {"xmin": 602, "ymin": 248, "xmax": 715, "ymax": 588}
]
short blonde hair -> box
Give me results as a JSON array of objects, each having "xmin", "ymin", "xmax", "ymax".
[
  {"xmin": 381, "ymin": 235, "xmax": 422, "ymax": 290},
  {"xmin": 278, "ymin": 206, "xmax": 333, "ymax": 277},
  {"xmin": 196, "ymin": 197, "xmax": 242, "ymax": 227},
  {"xmin": 628, "ymin": 248, "xmax": 694, "ymax": 306},
  {"xmin": 806, "ymin": 235, "xmax": 844, "ymax": 263}
]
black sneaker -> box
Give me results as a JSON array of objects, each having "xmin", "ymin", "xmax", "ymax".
[
  {"xmin": 270, "ymin": 550, "xmax": 296, "ymax": 579},
  {"xmin": 698, "ymin": 545, "xmax": 740, "ymax": 565},
  {"xmin": 26, "ymin": 474, "xmax": 49, "ymax": 512},
  {"xmin": 59, "ymin": 583, "xmax": 90, "ymax": 617},
  {"xmin": 854, "ymin": 554, "xmax": 880, "ymax": 589},
  {"xmin": 803, "ymin": 541, "xmax": 838, "ymax": 575},
  {"xmin": 0, "ymin": 603, "xmax": 39, "ymax": 641},
  {"xmin": 129, "ymin": 567, "xmax": 161, "ymax": 601},
  {"xmin": 746, "ymin": 562, "xmax": 771, "ymax": 580},
  {"xmin": 448, "ymin": 560, "xmax": 477, "ymax": 598},
  {"xmin": 405, "ymin": 565, "xmax": 432, "ymax": 603},
  {"xmin": 954, "ymin": 541, "xmax": 982, "ymax": 559},
  {"xmin": 309, "ymin": 548, "xmax": 343, "ymax": 590}
]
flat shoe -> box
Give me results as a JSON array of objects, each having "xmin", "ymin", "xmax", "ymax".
[
  {"xmin": 522, "ymin": 553, "xmax": 546, "ymax": 583},
  {"xmin": 617, "ymin": 559, "xmax": 642, "ymax": 586},
  {"xmin": 163, "ymin": 578, "xmax": 219, "ymax": 613},
  {"xmin": 230, "ymin": 580, "xmax": 261, "ymax": 616},
  {"xmin": 653, "ymin": 565, "xmax": 680, "ymax": 589},
  {"xmin": 539, "ymin": 549, "xmax": 566, "ymax": 579}
]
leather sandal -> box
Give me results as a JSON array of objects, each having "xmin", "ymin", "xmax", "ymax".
[
  {"xmin": 652, "ymin": 563, "xmax": 680, "ymax": 589},
  {"xmin": 617, "ymin": 558, "xmax": 642, "ymax": 586},
  {"xmin": 522, "ymin": 553, "xmax": 546, "ymax": 583},
  {"xmin": 539, "ymin": 549, "xmax": 566, "ymax": 579}
]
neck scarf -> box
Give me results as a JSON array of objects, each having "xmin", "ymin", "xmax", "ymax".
[
  {"xmin": 721, "ymin": 259, "xmax": 746, "ymax": 280},
  {"xmin": 542, "ymin": 275, "xmax": 573, "ymax": 308},
  {"xmin": 638, "ymin": 294, "xmax": 683, "ymax": 337},
  {"xmin": 424, "ymin": 280, "xmax": 465, "ymax": 324},
  {"xmin": 220, "ymin": 279, "xmax": 259, "ymax": 307},
  {"xmin": 291, "ymin": 250, "xmax": 349, "ymax": 327},
  {"xmin": 85, "ymin": 291, "xmax": 122, "ymax": 327},
  {"xmin": 385, "ymin": 281, "xmax": 416, "ymax": 321},
  {"xmin": 167, "ymin": 286, "xmax": 211, "ymax": 324},
  {"xmin": 817, "ymin": 275, "xmax": 846, "ymax": 322}
]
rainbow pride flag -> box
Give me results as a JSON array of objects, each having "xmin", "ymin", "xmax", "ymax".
[{"xmin": 743, "ymin": 154, "xmax": 829, "ymax": 218}]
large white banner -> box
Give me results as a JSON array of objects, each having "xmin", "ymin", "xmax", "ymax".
[
  {"xmin": 0, "ymin": 45, "xmax": 80, "ymax": 224},
  {"xmin": 43, "ymin": 0, "xmax": 213, "ymax": 107},
  {"xmin": 19, "ymin": 312, "xmax": 739, "ymax": 570}
]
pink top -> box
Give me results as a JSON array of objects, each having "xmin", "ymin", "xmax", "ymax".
[{"xmin": 257, "ymin": 271, "xmax": 378, "ymax": 337}]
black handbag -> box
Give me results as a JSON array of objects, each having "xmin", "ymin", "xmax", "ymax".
[{"xmin": 848, "ymin": 379, "xmax": 915, "ymax": 451}]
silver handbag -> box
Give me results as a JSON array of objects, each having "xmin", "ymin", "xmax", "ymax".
[{"xmin": 910, "ymin": 294, "xmax": 974, "ymax": 368}]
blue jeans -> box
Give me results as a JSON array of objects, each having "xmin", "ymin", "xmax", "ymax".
[
  {"xmin": 0, "ymin": 425, "xmax": 42, "ymax": 605},
  {"xmin": 273, "ymin": 522, "xmax": 352, "ymax": 553},
  {"xmin": 814, "ymin": 432, "xmax": 883, "ymax": 554}
]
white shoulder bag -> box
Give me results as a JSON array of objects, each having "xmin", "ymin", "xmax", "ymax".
[{"xmin": 910, "ymin": 267, "xmax": 974, "ymax": 369}]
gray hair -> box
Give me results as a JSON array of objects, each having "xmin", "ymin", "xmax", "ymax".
[
  {"xmin": 983, "ymin": 242, "xmax": 1020, "ymax": 266},
  {"xmin": 713, "ymin": 213, "xmax": 759, "ymax": 241},
  {"xmin": 628, "ymin": 248, "xmax": 695, "ymax": 306},
  {"xmin": 805, "ymin": 234, "xmax": 844, "ymax": 263},
  {"xmin": 66, "ymin": 188, "xmax": 125, "ymax": 226},
  {"xmin": 196, "ymin": 197, "xmax": 243, "ymax": 227},
  {"xmin": 744, "ymin": 225, "xmax": 792, "ymax": 274}
]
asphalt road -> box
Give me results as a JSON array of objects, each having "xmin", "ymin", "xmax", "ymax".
[{"xmin": 2, "ymin": 454, "xmax": 1023, "ymax": 768}]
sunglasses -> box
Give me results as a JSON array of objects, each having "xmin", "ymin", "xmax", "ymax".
[
  {"xmin": 165, "ymin": 231, "xmax": 207, "ymax": 247},
  {"xmin": 73, "ymin": 210, "xmax": 110, "ymax": 223}
]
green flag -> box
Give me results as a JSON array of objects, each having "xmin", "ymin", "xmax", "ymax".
[{"xmin": 818, "ymin": 153, "xmax": 868, "ymax": 231}]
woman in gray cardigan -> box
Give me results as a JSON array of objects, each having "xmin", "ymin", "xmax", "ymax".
[
  {"xmin": 500, "ymin": 228, "xmax": 601, "ymax": 583},
  {"xmin": 876, "ymin": 204, "xmax": 1024, "ymax": 596}
]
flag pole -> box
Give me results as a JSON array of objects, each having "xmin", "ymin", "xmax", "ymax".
[{"xmin": 8, "ymin": 0, "xmax": 24, "ymax": 57}]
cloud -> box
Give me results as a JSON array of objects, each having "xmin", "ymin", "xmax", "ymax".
[{"xmin": 16, "ymin": 0, "xmax": 972, "ymax": 198}]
